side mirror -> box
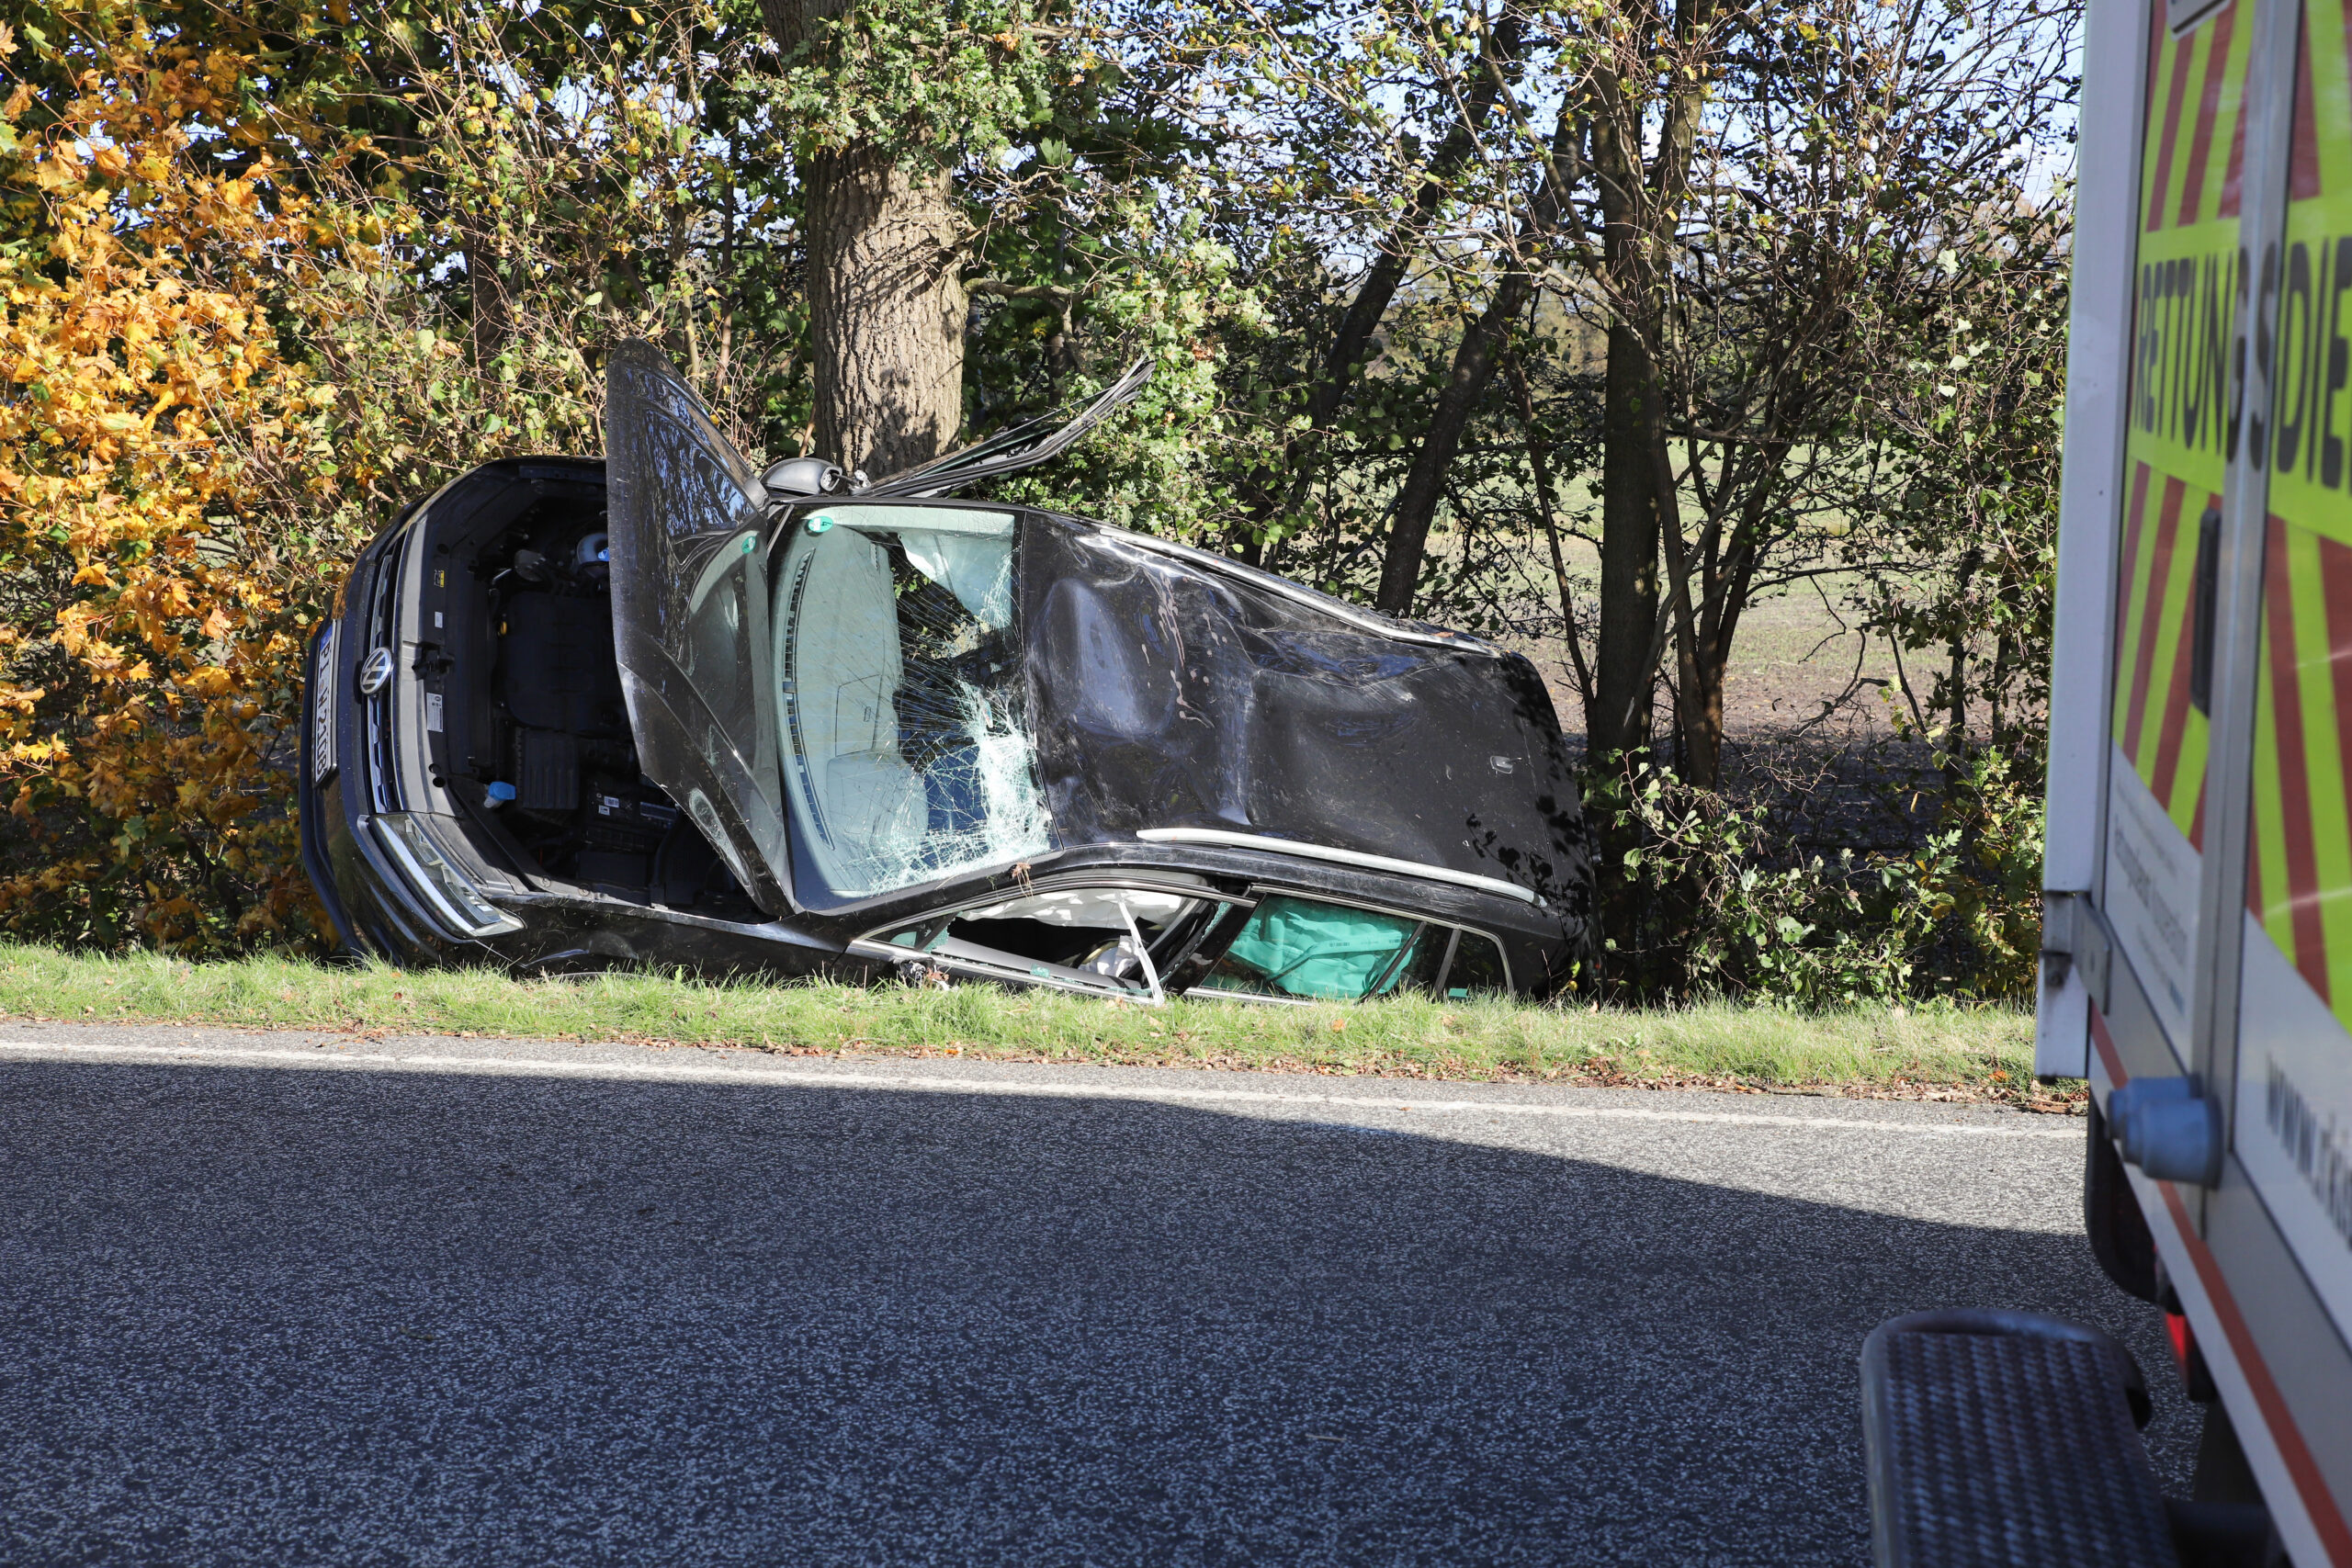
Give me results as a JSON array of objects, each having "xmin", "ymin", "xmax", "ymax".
[{"xmin": 762, "ymin": 456, "xmax": 844, "ymax": 498}]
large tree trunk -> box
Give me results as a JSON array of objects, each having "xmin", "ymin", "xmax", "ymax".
[
  {"xmin": 763, "ymin": 0, "xmax": 967, "ymax": 476},
  {"xmin": 802, "ymin": 144, "xmax": 966, "ymax": 475},
  {"xmin": 460, "ymin": 217, "xmax": 509, "ymax": 368},
  {"xmin": 1590, "ymin": 322, "xmax": 1660, "ymax": 758}
]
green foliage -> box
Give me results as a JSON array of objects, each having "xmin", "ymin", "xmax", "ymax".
[
  {"xmin": 279, "ymin": 0, "xmax": 820, "ymax": 531},
  {"xmin": 767, "ymin": 0, "xmax": 1062, "ymax": 171},
  {"xmin": 978, "ymin": 225, "xmax": 1266, "ymax": 533},
  {"xmin": 0, "ymin": 0, "xmax": 2075, "ymax": 1010},
  {"xmin": 1844, "ymin": 203, "xmax": 2072, "ymax": 761},
  {"xmin": 1587, "ymin": 750, "xmax": 2045, "ymax": 1010}
]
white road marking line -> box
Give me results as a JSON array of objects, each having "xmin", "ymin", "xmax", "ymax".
[{"xmin": 0, "ymin": 1037, "xmax": 2082, "ymax": 1138}]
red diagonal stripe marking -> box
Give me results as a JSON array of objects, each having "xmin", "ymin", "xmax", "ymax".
[
  {"xmin": 2264, "ymin": 516, "xmax": 2330, "ymax": 999},
  {"xmin": 2126, "ymin": 478, "xmax": 2189, "ymax": 765},
  {"xmin": 2178, "ymin": 4, "xmax": 2237, "ymax": 224},
  {"xmin": 2093, "ymin": 1010, "xmax": 2352, "ymax": 1568},
  {"xmin": 2222, "ymin": 37, "xmax": 2249, "ymax": 215},
  {"xmin": 2160, "ymin": 1179, "xmax": 2352, "ymax": 1567},
  {"xmin": 2149, "ymin": 28, "xmax": 2199, "ymax": 230}
]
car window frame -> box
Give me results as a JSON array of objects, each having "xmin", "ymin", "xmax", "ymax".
[
  {"xmin": 1181, "ymin": 885, "xmax": 1514, "ymax": 1006},
  {"xmin": 843, "ymin": 874, "xmax": 1515, "ymax": 1004},
  {"xmin": 1436, "ymin": 927, "xmax": 1514, "ymax": 999},
  {"xmin": 844, "ymin": 872, "xmax": 1228, "ymax": 1001},
  {"xmin": 766, "ymin": 499, "xmax": 1043, "ymax": 909}
]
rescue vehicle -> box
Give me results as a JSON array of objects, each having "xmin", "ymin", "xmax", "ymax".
[{"xmin": 1860, "ymin": 0, "xmax": 2352, "ymax": 1561}]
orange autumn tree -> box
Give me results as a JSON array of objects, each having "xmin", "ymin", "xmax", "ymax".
[{"xmin": 0, "ymin": 11, "xmax": 365, "ymax": 950}]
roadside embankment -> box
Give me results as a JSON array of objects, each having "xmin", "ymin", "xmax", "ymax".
[{"xmin": 0, "ymin": 943, "xmax": 2070, "ymax": 1107}]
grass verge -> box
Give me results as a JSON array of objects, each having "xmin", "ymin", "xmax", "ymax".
[{"xmin": 0, "ymin": 942, "xmax": 2076, "ymax": 1108}]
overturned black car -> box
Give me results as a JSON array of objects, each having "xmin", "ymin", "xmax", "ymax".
[{"xmin": 299, "ymin": 343, "xmax": 1596, "ymax": 1003}]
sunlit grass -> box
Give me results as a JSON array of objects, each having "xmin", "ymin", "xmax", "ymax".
[{"xmin": 0, "ymin": 942, "xmax": 2071, "ymax": 1106}]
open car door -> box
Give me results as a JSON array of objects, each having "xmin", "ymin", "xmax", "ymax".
[{"xmin": 604, "ymin": 340, "xmax": 792, "ymax": 912}]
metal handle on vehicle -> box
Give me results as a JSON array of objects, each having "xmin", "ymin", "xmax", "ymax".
[{"xmin": 2190, "ymin": 505, "xmax": 2222, "ymax": 715}]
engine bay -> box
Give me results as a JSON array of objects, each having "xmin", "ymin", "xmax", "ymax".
[{"xmin": 418, "ymin": 466, "xmax": 755, "ymax": 917}]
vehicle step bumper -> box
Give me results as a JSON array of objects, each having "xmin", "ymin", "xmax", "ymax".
[{"xmin": 1860, "ymin": 1309, "xmax": 2177, "ymax": 1568}]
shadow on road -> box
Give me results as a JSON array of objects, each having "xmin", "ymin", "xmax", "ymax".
[{"xmin": 0, "ymin": 1060, "xmax": 2187, "ymax": 1567}]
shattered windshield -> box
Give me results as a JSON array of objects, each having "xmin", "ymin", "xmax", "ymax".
[{"xmin": 772, "ymin": 503, "xmax": 1049, "ymax": 903}]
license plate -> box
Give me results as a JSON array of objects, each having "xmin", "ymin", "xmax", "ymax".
[{"xmin": 311, "ymin": 623, "xmax": 338, "ymax": 783}]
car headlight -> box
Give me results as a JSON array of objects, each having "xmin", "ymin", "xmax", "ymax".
[{"xmin": 369, "ymin": 813, "xmax": 524, "ymax": 938}]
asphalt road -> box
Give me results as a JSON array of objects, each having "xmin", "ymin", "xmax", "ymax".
[{"xmin": 0, "ymin": 1023, "xmax": 2199, "ymax": 1566}]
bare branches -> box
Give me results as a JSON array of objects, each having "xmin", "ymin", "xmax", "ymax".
[{"xmin": 965, "ymin": 278, "xmax": 1080, "ymax": 302}]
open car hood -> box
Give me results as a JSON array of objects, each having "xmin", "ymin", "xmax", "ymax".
[{"xmin": 604, "ymin": 341, "xmax": 793, "ymax": 912}]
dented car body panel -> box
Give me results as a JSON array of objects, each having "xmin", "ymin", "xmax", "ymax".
[
  {"xmin": 1022, "ymin": 522, "xmax": 1590, "ymax": 910},
  {"xmin": 299, "ymin": 344, "xmax": 1597, "ymax": 1000}
]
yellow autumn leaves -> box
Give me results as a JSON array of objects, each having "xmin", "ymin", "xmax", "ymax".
[{"xmin": 0, "ymin": 17, "xmax": 368, "ymax": 950}]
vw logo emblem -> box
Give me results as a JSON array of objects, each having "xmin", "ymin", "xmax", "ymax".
[{"xmin": 357, "ymin": 647, "xmax": 397, "ymax": 695}]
